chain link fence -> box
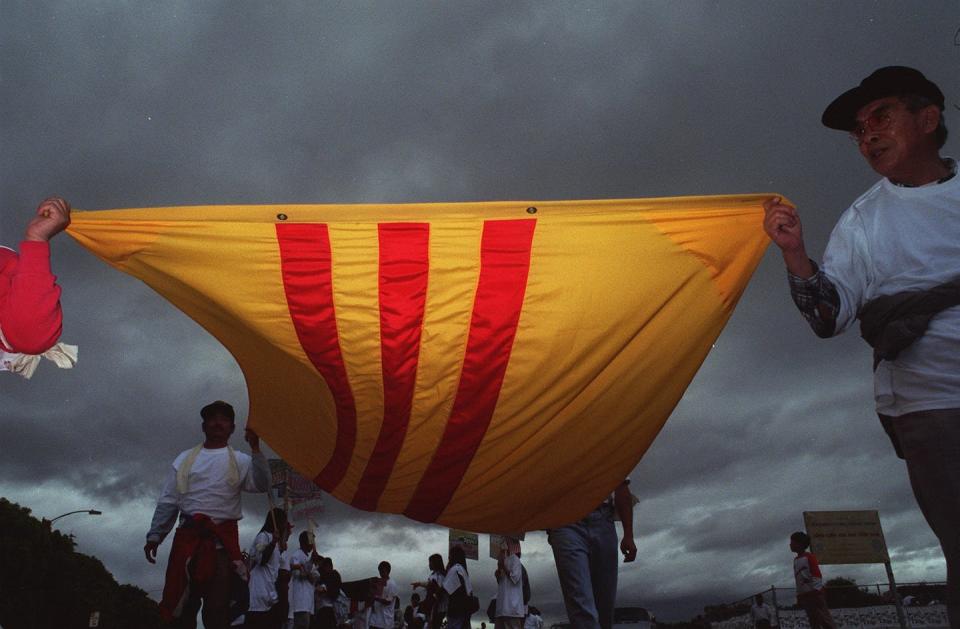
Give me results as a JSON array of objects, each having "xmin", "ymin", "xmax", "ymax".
[{"xmin": 705, "ymin": 582, "xmax": 949, "ymax": 629}]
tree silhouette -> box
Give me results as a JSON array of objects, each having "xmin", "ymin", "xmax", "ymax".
[
  {"xmin": 824, "ymin": 577, "xmax": 884, "ymax": 609},
  {"xmin": 0, "ymin": 497, "xmax": 160, "ymax": 628}
]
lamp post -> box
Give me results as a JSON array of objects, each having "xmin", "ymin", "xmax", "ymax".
[
  {"xmin": 42, "ymin": 509, "xmax": 103, "ymax": 529},
  {"xmin": 32, "ymin": 509, "xmax": 103, "ymax": 627}
]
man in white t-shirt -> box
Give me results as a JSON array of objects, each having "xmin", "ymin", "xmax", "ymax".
[
  {"xmin": 370, "ymin": 561, "xmax": 400, "ymax": 629},
  {"xmin": 494, "ymin": 540, "xmax": 525, "ymax": 629},
  {"xmin": 144, "ymin": 400, "xmax": 271, "ymax": 628},
  {"xmin": 763, "ymin": 66, "xmax": 959, "ymax": 626}
]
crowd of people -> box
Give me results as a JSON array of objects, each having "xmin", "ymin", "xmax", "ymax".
[
  {"xmin": 134, "ymin": 393, "xmax": 639, "ymax": 629},
  {"xmin": 144, "ymin": 400, "xmax": 572, "ymax": 629},
  {"xmin": 140, "ymin": 398, "xmax": 630, "ymax": 629}
]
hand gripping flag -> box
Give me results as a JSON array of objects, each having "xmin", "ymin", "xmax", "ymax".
[{"xmin": 68, "ymin": 195, "xmax": 772, "ymax": 533}]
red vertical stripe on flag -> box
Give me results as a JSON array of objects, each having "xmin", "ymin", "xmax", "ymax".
[
  {"xmin": 276, "ymin": 223, "xmax": 356, "ymax": 490},
  {"xmin": 351, "ymin": 223, "xmax": 430, "ymax": 511},
  {"xmin": 404, "ymin": 218, "xmax": 537, "ymax": 523}
]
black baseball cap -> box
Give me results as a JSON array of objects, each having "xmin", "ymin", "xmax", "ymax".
[{"xmin": 822, "ymin": 66, "xmax": 944, "ymax": 131}]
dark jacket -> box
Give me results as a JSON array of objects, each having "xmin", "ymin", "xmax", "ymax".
[{"xmin": 858, "ymin": 278, "xmax": 960, "ymax": 369}]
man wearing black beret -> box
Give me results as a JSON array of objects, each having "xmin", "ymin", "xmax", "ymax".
[{"xmin": 763, "ymin": 66, "xmax": 958, "ymax": 627}]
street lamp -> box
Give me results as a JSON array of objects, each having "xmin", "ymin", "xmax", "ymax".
[{"xmin": 42, "ymin": 509, "xmax": 103, "ymax": 529}]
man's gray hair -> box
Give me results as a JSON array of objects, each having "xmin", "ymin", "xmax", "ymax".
[{"xmin": 899, "ymin": 94, "xmax": 949, "ymax": 149}]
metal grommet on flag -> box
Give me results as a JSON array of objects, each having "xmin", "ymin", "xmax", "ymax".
[
  {"xmin": 277, "ymin": 213, "xmax": 288, "ymax": 221},
  {"xmin": 526, "ymin": 207, "xmax": 537, "ymax": 214}
]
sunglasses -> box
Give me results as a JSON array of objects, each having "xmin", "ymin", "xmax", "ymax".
[{"xmin": 849, "ymin": 103, "xmax": 905, "ymax": 143}]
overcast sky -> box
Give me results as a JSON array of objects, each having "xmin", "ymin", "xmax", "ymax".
[{"xmin": 2, "ymin": 1, "xmax": 959, "ymax": 624}]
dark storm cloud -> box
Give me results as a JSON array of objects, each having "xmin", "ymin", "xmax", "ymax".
[{"xmin": 2, "ymin": 0, "xmax": 958, "ymax": 622}]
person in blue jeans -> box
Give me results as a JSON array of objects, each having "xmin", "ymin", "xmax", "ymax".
[{"xmin": 547, "ymin": 480, "xmax": 637, "ymax": 629}]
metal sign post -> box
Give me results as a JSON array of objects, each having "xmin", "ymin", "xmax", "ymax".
[
  {"xmin": 884, "ymin": 560, "xmax": 907, "ymax": 629},
  {"xmin": 803, "ymin": 510, "xmax": 906, "ymax": 629}
]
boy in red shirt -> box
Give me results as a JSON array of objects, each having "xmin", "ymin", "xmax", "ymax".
[{"xmin": 791, "ymin": 531, "xmax": 836, "ymax": 629}]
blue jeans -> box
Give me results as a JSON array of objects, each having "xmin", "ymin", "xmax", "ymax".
[{"xmin": 547, "ymin": 505, "xmax": 619, "ymax": 629}]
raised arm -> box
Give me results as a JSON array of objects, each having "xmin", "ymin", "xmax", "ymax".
[
  {"xmin": 1, "ymin": 199, "xmax": 71, "ymax": 354},
  {"xmin": 244, "ymin": 428, "xmax": 271, "ymax": 491},
  {"xmin": 763, "ymin": 197, "xmax": 815, "ymax": 278},
  {"xmin": 763, "ymin": 197, "xmax": 842, "ymax": 337},
  {"xmin": 24, "ymin": 197, "xmax": 71, "ymax": 242}
]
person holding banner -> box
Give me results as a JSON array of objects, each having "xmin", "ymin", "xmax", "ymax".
[
  {"xmin": 763, "ymin": 66, "xmax": 959, "ymax": 626},
  {"xmin": 144, "ymin": 400, "xmax": 271, "ymax": 629},
  {"xmin": 1, "ymin": 197, "xmax": 75, "ymax": 377}
]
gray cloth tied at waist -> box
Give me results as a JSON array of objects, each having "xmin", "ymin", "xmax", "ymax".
[{"xmin": 858, "ymin": 278, "xmax": 960, "ymax": 370}]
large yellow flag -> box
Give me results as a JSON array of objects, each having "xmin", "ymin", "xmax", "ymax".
[{"xmin": 68, "ymin": 195, "xmax": 771, "ymax": 533}]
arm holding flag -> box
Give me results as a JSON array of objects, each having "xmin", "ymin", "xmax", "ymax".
[
  {"xmin": 1, "ymin": 197, "xmax": 70, "ymax": 355},
  {"xmin": 243, "ymin": 428, "xmax": 271, "ymax": 492}
]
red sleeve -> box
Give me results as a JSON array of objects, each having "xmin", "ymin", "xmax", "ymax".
[
  {"xmin": 807, "ymin": 552, "xmax": 822, "ymax": 579},
  {"xmin": 0, "ymin": 241, "xmax": 63, "ymax": 353}
]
